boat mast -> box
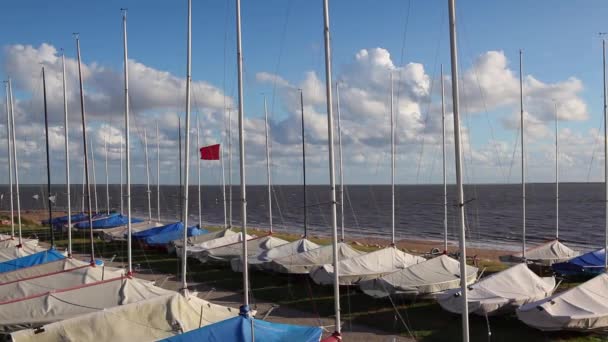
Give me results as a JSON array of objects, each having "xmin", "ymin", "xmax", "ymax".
[
  {"xmin": 120, "ymin": 136, "xmax": 124, "ymax": 215},
  {"xmin": 4, "ymin": 82, "xmax": 14, "ymax": 239},
  {"xmin": 603, "ymin": 38, "xmax": 607, "ymax": 272},
  {"xmin": 178, "ymin": 116, "xmax": 182, "ymax": 217},
  {"xmin": 441, "ymin": 64, "xmax": 448, "ymax": 253},
  {"xmin": 180, "ymin": 0, "xmax": 193, "ymax": 291},
  {"xmin": 81, "ymin": 159, "xmax": 85, "ymax": 213},
  {"xmin": 554, "ymin": 102, "xmax": 559, "ymax": 240},
  {"xmin": 221, "ymin": 113, "xmax": 227, "ymax": 229},
  {"xmin": 336, "ymin": 82, "xmax": 345, "ymax": 242},
  {"xmin": 42, "ymin": 66, "xmax": 55, "ymax": 247},
  {"xmin": 519, "ymin": 49, "xmax": 526, "ymax": 260},
  {"xmin": 7, "ymin": 79, "xmax": 22, "ymax": 246},
  {"xmin": 121, "ymin": 11, "xmax": 133, "ymax": 274},
  {"xmin": 300, "ymin": 90, "xmax": 308, "ymax": 238},
  {"xmin": 75, "ymin": 35, "xmax": 96, "ymax": 263},
  {"xmin": 322, "ymin": 0, "xmax": 341, "ymax": 335},
  {"xmin": 263, "ymin": 95, "xmax": 273, "ymax": 233},
  {"xmin": 144, "ymin": 128, "xmax": 152, "ymax": 221},
  {"xmin": 61, "ymin": 52, "xmax": 72, "ymax": 256},
  {"xmin": 90, "ymin": 138, "xmax": 98, "ymax": 214},
  {"xmin": 104, "ymin": 139, "xmax": 109, "ymax": 214},
  {"xmin": 235, "ymin": 0, "xmax": 249, "ymax": 306},
  {"xmin": 197, "ymin": 113, "xmax": 202, "ymax": 228},
  {"xmin": 157, "ymin": 121, "xmax": 161, "ymax": 222},
  {"xmin": 447, "ymin": 0, "xmax": 469, "ymax": 340},
  {"xmin": 390, "ymin": 72, "xmax": 395, "ymax": 246},
  {"xmin": 228, "ymin": 108, "xmax": 233, "ymax": 229}
]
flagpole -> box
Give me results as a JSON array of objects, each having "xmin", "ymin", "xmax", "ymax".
[
  {"xmin": 144, "ymin": 128, "xmax": 152, "ymax": 222},
  {"xmin": 61, "ymin": 52, "xmax": 72, "ymax": 256},
  {"xmin": 180, "ymin": 0, "xmax": 193, "ymax": 292},
  {"xmin": 322, "ymin": 0, "xmax": 341, "ymax": 335},
  {"xmin": 263, "ymin": 95, "xmax": 273, "ymax": 233},
  {"xmin": 447, "ymin": 0, "xmax": 470, "ymax": 339},
  {"xmin": 75, "ymin": 35, "xmax": 96, "ymax": 264},
  {"xmin": 4, "ymin": 82, "xmax": 15, "ymax": 239},
  {"xmin": 157, "ymin": 121, "xmax": 161, "ymax": 222},
  {"xmin": 336, "ymin": 82, "xmax": 344, "ymax": 242},
  {"xmin": 121, "ymin": 11, "xmax": 133, "ymax": 274},
  {"xmin": 8, "ymin": 79, "xmax": 22, "ymax": 246},
  {"xmin": 197, "ymin": 113, "xmax": 202, "ymax": 229}
]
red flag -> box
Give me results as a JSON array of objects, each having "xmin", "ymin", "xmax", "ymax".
[{"xmin": 200, "ymin": 144, "xmax": 220, "ymax": 160}]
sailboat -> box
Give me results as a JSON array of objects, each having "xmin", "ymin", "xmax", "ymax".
[
  {"xmin": 359, "ymin": 66, "xmax": 478, "ymax": 297},
  {"xmin": 437, "ymin": 50, "xmax": 556, "ymax": 317},
  {"xmin": 516, "ymin": 38, "xmax": 608, "ymax": 332}
]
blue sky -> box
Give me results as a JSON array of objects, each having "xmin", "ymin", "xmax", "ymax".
[{"xmin": 1, "ymin": 0, "xmax": 608, "ymax": 185}]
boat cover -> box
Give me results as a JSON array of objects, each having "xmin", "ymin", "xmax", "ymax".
[
  {"xmin": 74, "ymin": 214, "xmax": 143, "ymax": 229},
  {"xmin": 160, "ymin": 306, "xmax": 322, "ymax": 342},
  {"xmin": 100, "ymin": 221, "xmax": 164, "ymax": 241},
  {"xmin": 0, "ymin": 244, "xmax": 47, "ymax": 263},
  {"xmin": 269, "ymin": 243, "xmax": 363, "ymax": 275},
  {"xmin": 0, "ymin": 238, "xmax": 38, "ymax": 249},
  {"xmin": 196, "ymin": 235, "xmax": 288, "ymax": 264},
  {"xmin": 0, "ymin": 276, "xmax": 169, "ymax": 332},
  {"xmin": 437, "ymin": 263, "xmax": 555, "ymax": 316},
  {"xmin": 552, "ymin": 248, "xmax": 605, "ymax": 277},
  {"xmin": 144, "ymin": 225, "xmax": 207, "ymax": 247},
  {"xmin": 177, "ymin": 233, "xmax": 253, "ymax": 258},
  {"xmin": 231, "ymin": 238, "xmax": 320, "ymax": 272},
  {"xmin": 517, "ymin": 273, "xmax": 608, "ymax": 331},
  {"xmin": 310, "ymin": 247, "xmax": 426, "ymax": 285},
  {"xmin": 0, "ymin": 263, "xmax": 125, "ymax": 301},
  {"xmin": 0, "ymin": 248, "xmax": 65, "ymax": 273},
  {"xmin": 42, "ymin": 213, "xmax": 88, "ymax": 227},
  {"xmin": 169, "ymin": 229, "xmax": 236, "ymax": 254},
  {"xmin": 10, "ymin": 292, "xmax": 239, "ymax": 341},
  {"xmin": 502, "ymin": 239, "xmax": 579, "ymax": 266},
  {"xmin": 0, "ymin": 258, "xmax": 93, "ymax": 284},
  {"xmin": 359, "ymin": 254, "xmax": 478, "ymax": 297}
]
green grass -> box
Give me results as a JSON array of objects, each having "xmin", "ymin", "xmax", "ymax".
[{"xmin": 0, "ymin": 223, "xmax": 604, "ymax": 341}]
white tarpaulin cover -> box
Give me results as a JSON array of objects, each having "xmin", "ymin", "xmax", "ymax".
[
  {"xmin": 100, "ymin": 221, "xmax": 164, "ymax": 241},
  {"xmin": 310, "ymin": 247, "xmax": 426, "ymax": 285},
  {"xmin": 0, "ymin": 238, "xmax": 37, "ymax": 249},
  {"xmin": 0, "ymin": 244, "xmax": 47, "ymax": 262},
  {"xmin": 197, "ymin": 235, "xmax": 288, "ymax": 264},
  {"xmin": 0, "ymin": 258, "xmax": 90, "ymax": 284},
  {"xmin": 177, "ymin": 233, "xmax": 253, "ymax": 259},
  {"xmin": 359, "ymin": 255, "xmax": 478, "ymax": 297},
  {"xmin": 517, "ymin": 273, "xmax": 608, "ymax": 331},
  {"xmin": 437, "ymin": 263, "xmax": 556, "ymax": 316},
  {"xmin": 0, "ymin": 263, "xmax": 125, "ymax": 301},
  {"xmin": 0, "ymin": 276, "xmax": 169, "ymax": 332},
  {"xmin": 10, "ymin": 292, "xmax": 239, "ymax": 342},
  {"xmin": 231, "ymin": 238, "xmax": 321, "ymax": 272},
  {"xmin": 502, "ymin": 239, "xmax": 579, "ymax": 265},
  {"xmin": 269, "ymin": 243, "xmax": 363, "ymax": 274},
  {"xmin": 171, "ymin": 229, "xmax": 236, "ymax": 251}
]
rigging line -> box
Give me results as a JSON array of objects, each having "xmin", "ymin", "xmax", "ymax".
[{"xmin": 586, "ymin": 114, "xmax": 604, "ymax": 182}]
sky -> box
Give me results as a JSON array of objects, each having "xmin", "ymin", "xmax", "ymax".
[{"xmin": 1, "ymin": 0, "xmax": 607, "ymax": 186}]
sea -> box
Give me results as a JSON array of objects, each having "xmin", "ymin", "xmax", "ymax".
[{"xmin": 0, "ymin": 183, "xmax": 603, "ymax": 252}]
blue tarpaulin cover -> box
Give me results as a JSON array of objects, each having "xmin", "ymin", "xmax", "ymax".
[
  {"xmin": 137, "ymin": 222, "xmax": 207, "ymax": 246},
  {"xmin": 42, "ymin": 213, "xmax": 88, "ymax": 226},
  {"xmin": 0, "ymin": 248, "xmax": 65, "ymax": 273},
  {"xmin": 160, "ymin": 306, "xmax": 322, "ymax": 342},
  {"xmin": 74, "ymin": 214, "xmax": 143, "ymax": 229},
  {"xmin": 552, "ymin": 248, "xmax": 605, "ymax": 276}
]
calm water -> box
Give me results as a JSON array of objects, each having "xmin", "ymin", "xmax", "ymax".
[{"xmin": 0, "ymin": 183, "xmax": 603, "ymax": 251}]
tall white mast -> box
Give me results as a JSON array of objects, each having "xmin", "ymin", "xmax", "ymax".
[
  {"xmin": 441, "ymin": 64, "xmax": 448, "ymax": 253},
  {"xmin": 197, "ymin": 113, "xmax": 202, "ymax": 229},
  {"xmin": 221, "ymin": 116, "xmax": 227, "ymax": 230},
  {"xmin": 75, "ymin": 35, "xmax": 96, "ymax": 263},
  {"xmin": 554, "ymin": 102, "xmax": 559, "ymax": 239},
  {"xmin": 180, "ymin": 0, "xmax": 193, "ymax": 291},
  {"xmin": 603, "ymin": 38, "xmax": 607, "ymax": 272},
  {"xmin": 62, "ymin": 53, "xmax": 73, "ymax": 256},
  {"xmin": 448, "ymin": 0, "xmax": 469, "ymax": 340},
  {"xmin": 322, "ymin": 0, "xmax": 341, "ymax": 335},
  {"xmin": 104, "ymin": 138, "xmax": 110, "ymax": 215},
  {"xmin": 519, "ymin": 50, "xmax": 526, "ymax": 260},
  {"xmin": 90, "ymin": 138, "xmax": 98, "ymax": 214},
  {"xmin": 157, "ymin": 121, "xmax": 161, "ymax": 222},
  {"xmin": 235, "ymin": 0, "xmax": 249, "ymax": 307},
  {"xmin": 7, "ymin": 79, "xmax": 22, "ymax": 246},
  {"xmin": 120, "ymin": 138, "xmax": 124, "ymax": 215},
  {"xmin": 263, "ymin": 95, "xmax": 273, "ymax": 233},
  {"xmin": 228, "ymin": 108, "xmax": 233, "ymax": 229},
  {"xmin": 390, "ymin": 72, "xmax": 395, "ymax": 246},
  {"xmin": 336, "ymin": 82, "xmax": 345, "ymax": 242},
  {"xmin": 144, "ymin": 128, "xmax": 152, "ymax": 222},
  {"xmin": 81, "ymin": 159, "xmax": 85, "ymax": 213},
  {"xmin": 121, "ymin": 11, "xmax": 133, "ymax": 274},
  {"xmin": 4, "ymin": 82, "xmax": 14, "ymax": 239}
]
